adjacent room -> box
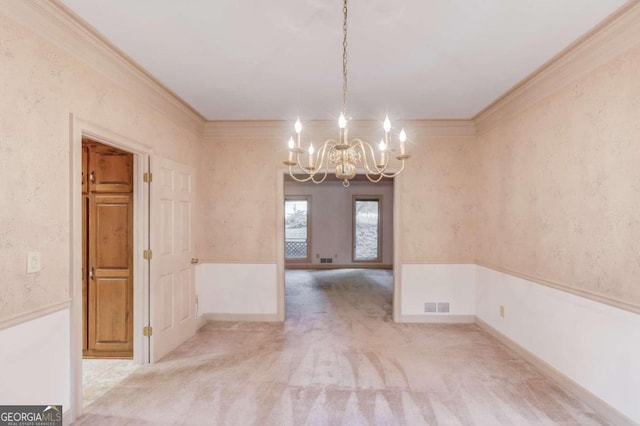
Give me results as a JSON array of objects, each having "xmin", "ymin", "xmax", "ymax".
[
  {"xmin": 284, "ymin": 177, "xmax": 394, "ymax": 319},
  {"xmin": 1, "ymin": 1, "xmax": 639, "ymax": 425}
]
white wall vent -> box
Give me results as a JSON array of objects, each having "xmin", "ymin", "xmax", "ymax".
[
  {"xmin": 437, "ymin": 302, "xmax": 450, "ymax": 313},
  {"xmin": 424, "ymin": 302, "xmax": 437, "ymax": 313}
]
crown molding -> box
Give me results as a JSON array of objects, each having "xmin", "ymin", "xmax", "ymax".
[
  {"xmin": 0, "ymin": 0, "xmax": 206, "ymax": 135},
  {"xmin": 474, "ymin": 1, "xmax": 640, "ymax": 135},
  {"xmin": 203, "ymin": 119, "xmax": 475, "ymax": 141},
  {"xmin": 5, "ymin": 0, "xmax": 636, "ymax": 140}
]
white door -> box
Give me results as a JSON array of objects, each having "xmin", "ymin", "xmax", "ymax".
[{"xmin": 149, "ymin": 157, "xmax": 197, "ymax": 362}]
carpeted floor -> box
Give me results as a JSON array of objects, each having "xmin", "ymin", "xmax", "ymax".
[{"xmin": 75, "ymin": 269, "xmax": 608, "ymax": 425}]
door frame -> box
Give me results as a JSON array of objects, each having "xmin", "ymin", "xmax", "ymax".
[
  {"xmin": 276, "ymin": 169, "xmax": 403, "ymax": 322},
  {"xmin": 69, "ymin": 114, "xmax": 151, "ymax": 421}
]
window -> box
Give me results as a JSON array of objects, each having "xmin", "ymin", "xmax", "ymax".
[
  {"xmin": 353, "ymin": 196, "xmax": 382, "ymax": 262},
  {"xmin": 284, "ymin": 197, "xmax": 310, "ymax": 262}
]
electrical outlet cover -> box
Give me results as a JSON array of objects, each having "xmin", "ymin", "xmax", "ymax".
[{"xmin": 26, "ymin": 251, "xmax": 42, "ymax": 273}]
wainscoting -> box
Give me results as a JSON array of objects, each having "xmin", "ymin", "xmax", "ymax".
[
  {"xmin": 196, "ymin": 263, "xmax": 279, "ymax": 321},
  {"xmin": 0, "ymin": 308, "xmax": 71, "ymax": 414}
]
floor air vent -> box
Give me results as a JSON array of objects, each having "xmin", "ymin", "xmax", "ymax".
[{"xmin": 424, "ymin": 302, "xmax": 450, "ymax": 313}]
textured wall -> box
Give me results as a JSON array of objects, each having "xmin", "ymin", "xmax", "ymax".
[
  {"xmin": 475, "ymin": 43, "xmax": 640, "ymax": 306},
  {"xmin": 197, "ymin": 126, "xmax": 476, "ymax": 264},
  {"xmin": 197, "ymin": 135, "xmax": 282, "ymax": 262},
  {"xmin": 0, "ymin": 13, "xmax": 201, "ymax": 322},
  {"xmin": 400, "ymin": 136, "xmax": 477, "ymax": 263}
]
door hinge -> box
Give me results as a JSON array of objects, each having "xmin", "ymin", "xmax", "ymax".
[
  {"xmin": 143, "ymin": 249, "xmax": 153, "ymax": 260},
  {"xmin": 143, "ymin": 172, "xmax": 153, "ymax": 183},
  {"xmin": 143, "ymin": 326, "xmax": 153, "ymax": 337}
]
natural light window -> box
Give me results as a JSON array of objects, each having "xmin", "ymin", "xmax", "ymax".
[
  {"xmin": 353, "ymin": 197, "xmax": 381, "ymax": 262},
  {"xmin": 284, "ymin": 198, "xmax": 310, "ymax": 261}
]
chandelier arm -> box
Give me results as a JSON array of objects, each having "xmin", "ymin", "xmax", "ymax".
[
  {"xmin": 288, "ymin": 165, "xmax": 314, "ymax": 182},
  {"xmin": 378, "ymin": 159, "xmax": 406, "ymax": 178},
  {"xmin": 311, "ymin": 142, "xmax": 332, "ymax": 182},
  {"xmin": 293, "ymin": 154, "xmax": 311, "ymax": 176},
  {"xmin": 310, "ymin": 171, "xmax": 329, "ymax": 184},
  {"xmin": 364, "ymin": 173, "xmax": 385, "ymax": 183},
  {"xmin": 351, "ymin": 138, "xmax": 386, "ymax": 176}
]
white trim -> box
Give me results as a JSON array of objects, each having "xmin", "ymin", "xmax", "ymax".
[
  {"xmin": 392, "ymin": 173, "xmax": 403, "ymax": 323},
  {"xmin": 478, "ymin": 262, "xmax": 640, "ymax": 315},
  {"xmin": 0, "ymin": 299, "xmax": 71, "ymax": 331},
  {"xmin": 400, "ymin": 260, "xmax": 476, "ymax": 265},
  {"xmin": 197, "ymin": 259, "xmax": 276, "ymax": 264},
  {"xmin": 201, "ymin": 313, "xmax": 280, "ymax": 322},
  {"xmin": 204, "ymin": 119, "xmax": 475, "ymax": 141},
  {"xmin": 475, "ymin": 317, "xmax": 637, "ymax": 426},
  {"xmin": 69, "ymin": 115, "xmax": 152, "ymax": 423},
  {"xmin": 1, "ymin": 0, "xmax": 204, "ymax": 133},
  {"xmin": 401, "ymin": 314, "xmax": 475, "ymax": 324},
  {"xmin": 275, "ymin": 170, "xmax": 286, "ymax": 321}
]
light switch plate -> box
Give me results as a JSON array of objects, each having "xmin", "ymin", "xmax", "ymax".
[{"xmin": 27, "ymin": 251, "xmax": 42, "ymax": 273}]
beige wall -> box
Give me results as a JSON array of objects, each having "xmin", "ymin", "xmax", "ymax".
[
  {"xmin": 400, "ymin": 136, "xmax": 477, "ymax": 263},
  {"xmin": 197, "ymin": 123, "xmax": 477, "ymax": 265},
  {"xmin": 197, "ymin": 132, "xmax": 282, "ymax": 262},
  {"xmin": 0, "ymin": 11, "xmax": 202, "ymax": 322},
  {"xmin": 3, "ymin": 0, "xmax": 638, "ymax": 324},
  {"xmin": 475, "ymin": 42, "xmax": 640, "ymax": 307}
]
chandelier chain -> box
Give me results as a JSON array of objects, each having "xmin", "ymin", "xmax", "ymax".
[
  {"xmin": 283, "ymin": 0, "xmax": 410, "ymax": 186},
  {"xmin": 342, "ymin": 0, "xmax": 348, "ymax": 115}
]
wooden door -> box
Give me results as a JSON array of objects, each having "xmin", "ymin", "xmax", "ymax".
[
  {"xmin": 86, "ymin": 194, "xmax": 134, "ymax": 356},
  {"xmin": 83, "ymin": 140, "xmax": 134, "ymax": 358},
  {"xmin": 89, "ymin": 143, "xmax": 133, "ymax": 193},
  {"xmin": 150, "ymin": 157, "xmax": 196, "ymax": 362}
]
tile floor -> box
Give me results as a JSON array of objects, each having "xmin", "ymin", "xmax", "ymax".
[{"xmin": 83, "ymin": 358, "xmax": 138, "ymax": 408}]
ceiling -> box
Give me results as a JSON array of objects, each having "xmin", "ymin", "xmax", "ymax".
[{"xmin": 60, "ymin": 0, "xmax": 626, "ymax": 121}]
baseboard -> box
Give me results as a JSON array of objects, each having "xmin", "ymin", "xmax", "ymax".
[
  {"xmin": 400, "ymin": 314, "xmax": 475, "ymax": 324},
  {"xmin": 201, "ymin": 313, "xmax": 280, "ymax": 322},
  {"xmin": 475, "ymin": 317, "xmax": 637, "ymax": 426},
  {"xmin": 285, "ymin": 263, "xmax": 393, "ymax": 270}
]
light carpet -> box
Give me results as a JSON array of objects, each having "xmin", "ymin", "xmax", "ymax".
[{"xmin": 75, "ymin": 269, "xmax": 608, "ymax": 425}]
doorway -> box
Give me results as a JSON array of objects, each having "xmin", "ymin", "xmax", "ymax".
[
  {"xmin": 81, "ymin": 138, "xmax": 138, "ymax": 407},
  {"xmin": 279, "ymin": 175, "xmax": 397, "ymax": 320},
  {"xmin": 82, "ymin": 139, "xmax": 134, "ymax": 359},
  {"xmin": 70, "ymin": 116, "xmax": 153, "ymax": 421}
]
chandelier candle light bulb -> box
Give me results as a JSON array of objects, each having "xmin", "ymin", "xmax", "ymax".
[
  {"xmin": 282, "ymin": 0, "xmax": 410, "ymax": 187},
  {"xmin": 287, "ymin": 137, "xmax": 294, "ymax": 162},
  {"xmin": 308, "ymin": 143, "xmax": 315, "ymax": 169},
  {"xmin": 399, "ymin": 128, "xmax": 407, "ymax": 155},
  {"xmin": 379, "ymin": 140, "xmax": 387, "ymax": 166},
  {"xmin": 338, "ymin": 113, "xmax": 347, "ymax": 129}
]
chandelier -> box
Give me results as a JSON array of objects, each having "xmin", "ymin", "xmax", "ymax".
[{"xmin": 283, "ymin": 0, "xmax": 410, "ymax": 188}]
